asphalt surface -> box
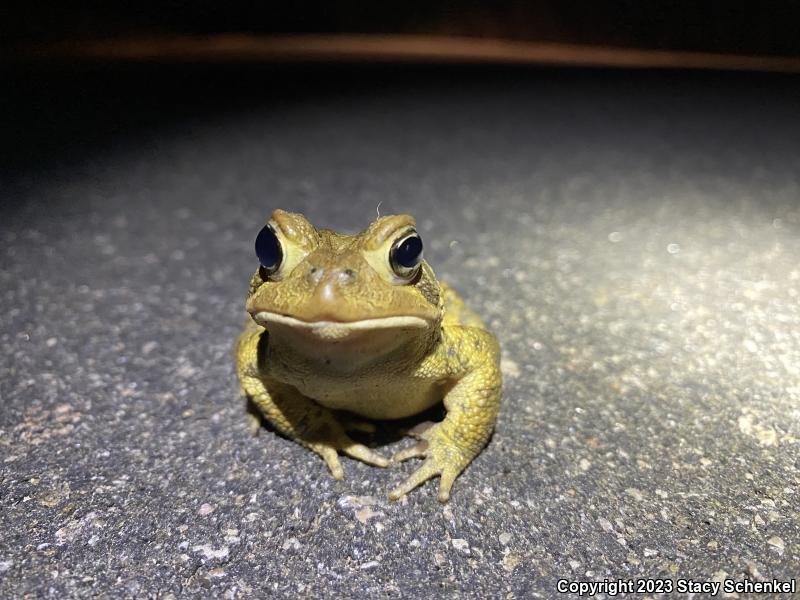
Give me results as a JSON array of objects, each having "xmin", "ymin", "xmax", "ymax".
[{"xmin": 1, "ymin": 65, "xmax": 799, "ymax": 598}]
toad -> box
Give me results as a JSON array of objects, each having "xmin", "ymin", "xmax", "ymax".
[{"xmin": 236, "ymin": 210, "xmax": 502, "ymax": 502}]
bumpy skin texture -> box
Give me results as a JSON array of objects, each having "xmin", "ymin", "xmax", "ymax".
[{"xmin": 236, "ymin": 210, "xmax": 502, "ymax": 502}]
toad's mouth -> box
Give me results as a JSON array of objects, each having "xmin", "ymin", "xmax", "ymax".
[{"xmin": 251, "ymin": 311, "xmax": 430, "ymax": 340}]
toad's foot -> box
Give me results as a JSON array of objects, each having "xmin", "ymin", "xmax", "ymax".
[
  {"xmin": 246, "ymin": 411, "xmax": 263, "ymax": 437},
  {"xmin": 304, "ymin": 423, "xmax": 390, "ymax": 480},
  {"xmin": 400, "ymin": 420, "xmax": 437, "ymax": 439},
  {"xmin": 388, "ymin": 423, "xmax": 472, "ymax": 503}
]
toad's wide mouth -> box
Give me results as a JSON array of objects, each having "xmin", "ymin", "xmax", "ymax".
[
  {"xmin": 252, "ymin": 311, "xmax": 432, "ymax": 359},
  {"xmin": 252, "ymin": 311, "xmax": 430, "ymax": 332}
]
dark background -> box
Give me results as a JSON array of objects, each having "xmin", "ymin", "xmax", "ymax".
[
  {"xmin": 4, "ymin": 0, "xmax": 800, "ymax": 57},
  {"xmin": 4, "ymin": 1, "xmax": 800, "ymax": 180}
]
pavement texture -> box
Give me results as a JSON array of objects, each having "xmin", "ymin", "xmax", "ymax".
[{"xmin": 1, "ymin": 65, "xmax": 799, "ymax": 598}]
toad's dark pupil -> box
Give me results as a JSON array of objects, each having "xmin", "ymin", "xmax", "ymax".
[
  {"xmin": 394, "ymin": 235, "xmax": 423, "ymax": 269},
  {"xmin": 255, "ymin": 224, "xmax": 282, "ymax": 270}
]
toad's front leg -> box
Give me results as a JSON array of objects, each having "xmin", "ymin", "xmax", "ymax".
[
  {"xmin": 389, "ymin": 327, "xmax": 502, "ymax": 502},
  {"xmin": 240, "ymin": 374, "xmax": 390, "ymax": 478},
  {"xmin": 237, "ymin": 327, "xmax": 388, "ymax": 478}
]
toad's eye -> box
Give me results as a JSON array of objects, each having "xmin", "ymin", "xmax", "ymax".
[
  {"xmin": 390, "ymin": 231, "xmax": 423, "ymax": 280},
  {"xmin": 255, "ymin": 223, "xmax": 283, "ymax": 275}
]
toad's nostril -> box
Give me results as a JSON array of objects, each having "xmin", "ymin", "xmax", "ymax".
[
  {"xmin": 306, "ymin": 266, "xmax": 324, "ymax": 285},
  {"xmin": 339, "ymin": 268, "xmax": 357, "ymax": 285}
]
